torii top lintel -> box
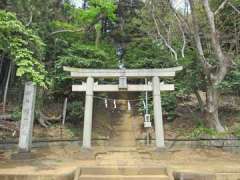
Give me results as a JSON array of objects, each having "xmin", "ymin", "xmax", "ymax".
[{"xmin": 63, "ymin": 66, "xmax": 183, "ymax": 78}]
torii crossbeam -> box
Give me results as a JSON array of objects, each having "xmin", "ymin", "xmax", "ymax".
[{"xmin": 64, "ymin": 66, "xmax": 182, "ymax": 149}]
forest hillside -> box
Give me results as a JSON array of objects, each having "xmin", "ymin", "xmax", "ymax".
[{"xmin": 0, "ymin": 0, "xmax": 240, "ymax": 141}]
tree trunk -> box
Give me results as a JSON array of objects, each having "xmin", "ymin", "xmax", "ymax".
[
  {"xmin": 189, "ymin": 0, "xmax": 229, "ymax": 132},
  {"xmin": 205, "ymin": 84, "xmax": 225, "ymax": 132},
  {"xmin": 0, "ymin": 54, "xmax": 5, "ymax": 99},
  {"xmin": 0, "ymin": 54, "xmax": 4, "ymax": 76},
  {"xmin": 95, "ymin": 26, "xmax": 101, "ymax": 48},
  {"xmin": 194, "ymin": 89, "xmax": 204, "ymax": 112},
  {"xmin": 3, "ymin": 62, "xmax": 12, "ymax": 113}
]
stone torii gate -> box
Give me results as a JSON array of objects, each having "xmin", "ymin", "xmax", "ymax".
[{"xmin": 64, "ymin": 66, "xmax": 182, "ymax": 149}]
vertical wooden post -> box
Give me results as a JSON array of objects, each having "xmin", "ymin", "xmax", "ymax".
[
  {"xmin": 82, "ymin": 77, "xmax": 94, "ymax": 149},
  {"xmin": 62, "ymin": 97, "xmax": 68, "ymax": 125},
  {"xmin": 152, "ymin": 76, "xmax": 165, "ymax": 148}
]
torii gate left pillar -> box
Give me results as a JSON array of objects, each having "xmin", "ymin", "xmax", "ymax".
[{"xmin": 82, "ymin": 77, "xmax": 94, "ymax": 149}]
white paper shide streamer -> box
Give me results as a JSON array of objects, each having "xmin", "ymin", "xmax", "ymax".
[
  {"xmin": 143, "ymin": 100, "xmax": 146, "ymax": 110},
  {"xmin": 105, "ymin": 98, "xmax": 108, "ymax": 108},
  {"xmin": 128, "ymin": 100, "xmax": 131, "ymax": 111},
  {"xmin": 113, "ymin": 99, "xmax": 117, "ymax": 109}
]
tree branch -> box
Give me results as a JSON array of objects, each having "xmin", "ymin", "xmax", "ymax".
[
  {"xmin": 228, "ymin": 2, "xmax": 240, "ymax": 14},
  {"xmin": 175, "ymin": 14, "xmax": 186, "ymax": 58},
  {"xmin": 26, "ymin": 10, "xmax": 33, "ymax": 27},
  {"xmin": 48, "ymin": 29, "xmax": 83, "ymax": 36},
  {"xmin": 168, "ymin": 0, "xmax": 191, "ymax": 32},
  {"xmin": 189, "ymin": 0, "xmax": 212, "ymax": 77},
  {"xmin": 151, "ymin": 5, "xmax": 178, "ymax": 61},
  {"xmin": 168, "ymin": 0, "xmax": 188, "ymax": 58},
  {"xmin": 203, "ymin": 0, "xmax": 231, "ymax": 84},
  {"xmin": 214, "ymin": 0, "xmax": 228, "ymax": 15}
]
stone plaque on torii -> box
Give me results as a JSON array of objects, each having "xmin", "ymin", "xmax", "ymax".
[{"xmin": 64, "ymin": 66, "xmax": 182, "ymax": 149}]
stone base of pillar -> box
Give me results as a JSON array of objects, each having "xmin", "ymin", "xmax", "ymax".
[
  {"xmin": 155, "ymin": 147, "xmax": 167, "ymax": 152},
  {"xmin": 11, "ymin": 151, "xmax": 36, "ymax": 160},
  {"xmin": 18, "ymin": 147, "xmax": 30, "ymax": 153},
  {"xmin": 80, "ymin": 146, "xmax": 92, "ymax": 152},
  {"xmin": 80, "ymin": 147, "xmax": 95, "ymax": 160}
]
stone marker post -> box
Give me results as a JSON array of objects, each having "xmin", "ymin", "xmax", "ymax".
[
  {"xmin": 82, "ymin": 77, "xmax": 94, "ymax": 149},
  {"xmin": 152, "ymin": 76, "xmax": 165, "ymax": 148},
  {"xmin": 18, "ymin": 82, "xmax": 36, "ymax": 153}
]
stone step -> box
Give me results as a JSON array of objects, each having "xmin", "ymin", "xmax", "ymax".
[
  {"xmin": 0, "ymin": 175, "xmax": 71, "ymax": 180},
  {"xmin": 80, "ymin": 167, "xmax": 167, "ymax": 175},
  {"xmin": 78, "ymin": 175, "xmax": 169, "ymax": 180}
]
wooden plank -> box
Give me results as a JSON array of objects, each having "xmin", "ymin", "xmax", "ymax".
[
  {"xmin": 62, "ymin": 97, "xmax": 68, "ymax": 125},
  {"xmin": 63, "ymin": 66, "xmax": 183, "ymax": 78},
  {"xmin": 72, "ymin": 84, "xmax": 174, "ymax": 92}
]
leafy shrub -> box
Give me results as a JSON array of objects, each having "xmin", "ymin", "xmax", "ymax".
[
  {"xmin": 219, "ymin": 57, "xmax": 240, "ymax": 94},
  {"xmin": 0, "ymin": 10, "xmax": 48, "ymax": 87},
  {"xmin": 11, "ymin": 106, "xmax": 22, "ymax": 121},
  {"xmin": 188, "ymin": 125, "xmax": 217, "ymax": 138},
  {"xmin": 187, "ymin": 123, "xmax": 228, "ymax": 138},
  {"xmin": 66, "ymin": 100, "xmax": 84, "ymax": 124},
  {"xmin": 161, "ymin": 93, "xmax": 177, "ymax": 121}
]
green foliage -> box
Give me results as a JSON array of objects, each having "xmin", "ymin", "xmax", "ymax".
[
  {"xmin": 219, "ymin": 57, "xmax": 240, "ymax": 94},
  {"xmin": 0, "ymin": 10, "xmax": 48, "ymax": 87},
  {"xmin": 161, "ymin": 93, "xmax": 177, "ymax": 121},
  {"xmin": 75, "ymin": 0, "xmax": 117, "ymax": 25},
  {"xmin": 188, "ymin": 125, "xmax": 218, "ymax": 138},
  {"xmin": 63, "ymin": 0, "xmax": 117, "ymax": 48},
  {"xmin": 53, "ymin": 42, "xmax": 118, "ymax": 89},
  {"xmin": 67, "ymin": 100, "xmax": 84, "ymax": 124},
  {"xmin": 233, "ymin": 125, "xmax": 240, "ymax": 137},
  {"xmin": 124, "ymin": 38, "xmax": 177, "ymax": 68},
  {"xmin": 11, "ymin": 106, "xmax": 22, "ymax": 121},
  {"xmin": 57, "ymin": 43, "xmax": 117, "ymax": 68},
  {"xmin": 187, "ymin": 123, "xmax": 228, "ymax": 138},
  {"xmin": 46, "ymin": 0, "xmax": 118, "ymax": 90}
]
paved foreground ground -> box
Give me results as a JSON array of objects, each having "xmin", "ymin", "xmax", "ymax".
[{"xmin": 1, "ymin": 144, "xmax": 240, "ymax": 179}]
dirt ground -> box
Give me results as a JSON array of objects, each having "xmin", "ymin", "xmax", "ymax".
[
  {"xmin": 1, "ymin": 144, "xmax": 240, "ymax": 176},
  {"xmin": 1, "ymin": 101, "xmax": 240, "ymax": 177},
  {"xmin": 1, "ymin": 93, "xmax": 240, "ymax": 178}
]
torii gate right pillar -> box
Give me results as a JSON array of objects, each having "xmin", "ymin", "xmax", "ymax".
[{"xmin": 152, "ymin": 76, "xmax": 165, "ymax": 148}]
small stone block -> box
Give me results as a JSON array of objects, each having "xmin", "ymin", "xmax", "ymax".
[
  {"xmin": 155, "ymin": 147, "xmax": 167, "ymax": 152},
  {"xmin": 11, "ymin": 152, "xmax": 36, "ymax": 160},
  {"xmin": 79, "ymin": 147, "xmax": 95, "ymax": 160}
]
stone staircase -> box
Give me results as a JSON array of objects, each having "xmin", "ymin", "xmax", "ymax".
[
  {"xmin": 108, "ymin": 99, "xmax": 136, "ymax": 147},
  {"xmin": 77, "ymin": 166, "xmax": 170, "ymax": 180},
  {"xmin": 76, "ymin": 94, "xmax": 170, "ymax": 179}
]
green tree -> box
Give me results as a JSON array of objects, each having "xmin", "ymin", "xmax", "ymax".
[
  {"xmin": 0, "ymin": 10, "xmax": 48, "ymax": 111},
  {"xmin": 0, "ymin": 11, "xmax": 47, "ymax": 86},
  {"xmin": 146, "ymin": 0, "xmax": 240, "ymax": 131},
  {"xmin": 69, "ymin": 0, "xmax": 117, "ymax": 48}
]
